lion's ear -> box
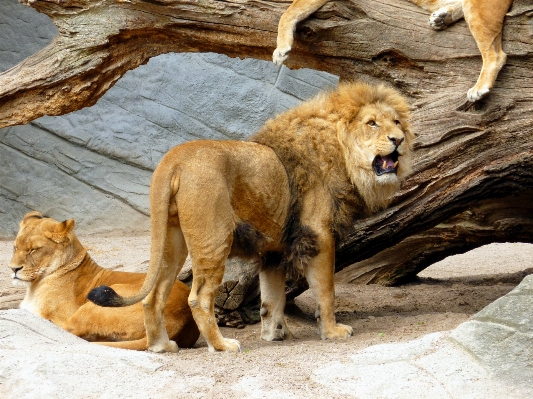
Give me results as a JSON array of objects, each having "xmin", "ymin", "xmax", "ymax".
[
  {"xmin": 44, "ymin": 219, "xmax": 75, "ymax": 243},
  {"xmin": 20, "ymin": 211, "xmax": 44, "ymax": 228}
]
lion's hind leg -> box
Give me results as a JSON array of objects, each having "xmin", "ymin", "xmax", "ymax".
[
  {"xmin": 143, "ymin": 224, "xmax": 188, "ymax": 353},
  {"xmin": 259, "ymin": 267, "xmax": 293, "ymax": 341},
  {"xmin": 188, "ymin": 254, "xmax": 241, "ymax": 352}
]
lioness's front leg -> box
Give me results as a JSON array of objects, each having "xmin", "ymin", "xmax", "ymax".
[
  {"xmin": 273, "ymin": 0, "xmax": 329, "ymax": 66},
  {"xmin": 259, "ymin": 267, "xmax": 293, "ymax": 341},
  {"xmin": 305, "ymin": 233, "xmax": 352, "ymax": 340}
]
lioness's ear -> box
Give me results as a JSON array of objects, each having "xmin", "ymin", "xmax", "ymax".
[
  {"xmin": 20, "ymin": 211, "xmax": 44, "ymax": 227},
  {"xmin": 44, "ymin": 219, "xmax": 75, "ymax": 243}
]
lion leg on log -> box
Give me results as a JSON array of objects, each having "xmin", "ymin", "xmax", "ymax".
[
  {"xmin": 272, "ymin": 0, "xmax": 328, "ymax": 66},
  {"xmin": 259, "ymin": 267, "xmax": 293, "ymax": 341},
  {"xmin": 464, "ymin": 0, "xmax": 512, "ymax": 102},
  {"xmin": 142, "ymin": 225, "xmax": 187, "ymax": 353},
  {"xmin": 409, "ymin": 0, "xmax": 464, "ymax": 30}
]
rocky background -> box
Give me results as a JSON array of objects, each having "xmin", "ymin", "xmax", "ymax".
[{"xmin": 0, "ymin": 0, "xmax": 337, "ymax": 238}]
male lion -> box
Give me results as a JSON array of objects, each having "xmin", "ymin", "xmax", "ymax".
[
  {"xmin": 273, "ymin": 0, "xmax": 513, "ymax": 102},
  {"xmin": 10, "ymin": 211, "xmax": 199, "ymax": 351},
  {"xmin": 88, "ymin": 82, "xmax": 414, "ymax": 353}
]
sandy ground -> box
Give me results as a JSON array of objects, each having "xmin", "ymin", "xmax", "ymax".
[{"xmin": 1, "ymin": 236, "xmax": 532, "ymax": 396}]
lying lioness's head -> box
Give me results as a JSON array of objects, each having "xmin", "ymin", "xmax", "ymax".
[{"xmin": 10, "ymin": 211, "xmax": 81, "ymax": 286}]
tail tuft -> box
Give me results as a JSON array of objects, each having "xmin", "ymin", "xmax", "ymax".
[{"xmin": 87, "ymin": 285, "xmax": 123, "ymax": 307}]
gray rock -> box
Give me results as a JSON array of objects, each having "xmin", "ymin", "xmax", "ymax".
[
  {"xmin": 314, "ymin": 275, "xmax": 533, "ymax": 398},
  {"xmin": 0, "ymin": 310, "xmax": 213, "ymax": 398},
  {"xmin": 450, "ymin": 274, "xmax": 533, "ymax": 387},
  {"xmin": 0, "ymin": 2, "xmax": 57, "ymax": 73}
]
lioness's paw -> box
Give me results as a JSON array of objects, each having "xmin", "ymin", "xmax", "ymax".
[
  {"xmin": 467, "ymin": 85, "xmax": 490, "ymax": 102},
  {"xmin": 429, "ymin": 9, "xmax": 452, "ymax": 30},
  {"xmin": 147, "ymin": 340, "xmax": 179, "ymax": 353},
  {"xmin": 208, "ymin": 338, "xmax": 242, "ymax": 353},
  {"xmin": 321, "ymin": 323, "xmax": 353, "ymax": 340},
  {"xmin": 273, "ymin": 47, "xmax": 290, "ymax": 66}
]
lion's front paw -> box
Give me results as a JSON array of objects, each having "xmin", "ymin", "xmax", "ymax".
[
  {"xmin": 467, "ymin": 85, "xmax": 490, "ymax": 102},
  {"xmin": 147, "ymin": 339, "xmax": 179, "ymax": 353},
  {"xmin": 429, "ymin": 8, "xmax": 452, "ymax": 30},
  {"xmin": 273, "ymin": 47, "xmax": 291, "ymax": 66},
  {"xmin": 321, "ymin": 323, "xmax": 353, "ymax": 340},
  {"xmin": 208, "ymin": 338, "xmax": 242, "ymax": 353}
]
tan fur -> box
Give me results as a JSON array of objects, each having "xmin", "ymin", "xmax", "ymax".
[
  {"xmin": 10, "ymin": 211, "xmax": 199, "ymax": 351},
  {"xmin": 273, "ymin": 0, "xmax": 513, "ymax": 102},
  {"xmin": 88, "ymin": 82, "xmax": 414, "ymax": 353}
]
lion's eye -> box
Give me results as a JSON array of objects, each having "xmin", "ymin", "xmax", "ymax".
[
  {"xmin": 395, "ymin": 120, "xmax": 401, "ymax": 126},
  {"xmin": 367, "ymin": 120, "xmax": 378, "ymax": 127}
]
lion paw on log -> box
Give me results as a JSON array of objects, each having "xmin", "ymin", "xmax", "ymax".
[{"xmin": 88, "ymin": 82, "xmax": 414, "ymax": 353}]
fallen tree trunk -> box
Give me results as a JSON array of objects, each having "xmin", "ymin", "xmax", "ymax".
[{"xmin": 2, "ymin": 0, "xmax": 532, "ymax": 315}]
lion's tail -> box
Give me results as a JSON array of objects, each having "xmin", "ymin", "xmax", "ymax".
[{"xmin": 87, "ymin": 159, "xmax": 176, "ymax": 308}]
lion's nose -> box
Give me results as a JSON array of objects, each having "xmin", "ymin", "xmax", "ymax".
[
  {"xmin": 388, "ymin": 136, "xmax": 403, "ymax": 147},
  {"xmin": 11, "ymin": 266, "xmax": 22, "ymax": 275}
]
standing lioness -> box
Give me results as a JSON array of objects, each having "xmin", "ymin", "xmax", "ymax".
[
  {"xmin": 10, "ymin": 211, "xmax": 199, "ymax": 351},
  {"xmin": 89, "ymin": 82, "xmax": 414, "ymax": 353}
]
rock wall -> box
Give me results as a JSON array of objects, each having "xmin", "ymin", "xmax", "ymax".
[{"xmin": 0, "ymin": 1, "xmax": 338, "ymax": 238}]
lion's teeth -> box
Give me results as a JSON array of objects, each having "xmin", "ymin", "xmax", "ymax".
[
  {"xmin": 382, "ymin": 160, "xmax": 387, "ymax": 169},
  {"xmin": 393, "ymin": 161, "xmax": 398, "ymax": 168}
]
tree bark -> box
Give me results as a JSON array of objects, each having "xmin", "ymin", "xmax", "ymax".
[{"xmin": 2, "ymin": 0, "xmax": 532, "ymax": 310}]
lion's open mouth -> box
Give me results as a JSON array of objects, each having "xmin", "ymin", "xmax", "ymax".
[{"xmin": 373, "ymin": 150, "xmax": 399, "ymax": 176}]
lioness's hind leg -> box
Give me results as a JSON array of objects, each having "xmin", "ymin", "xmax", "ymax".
[
  {"xmin": 259, "ymin": 267, "xmax": 293, "ymax": 341},
  {"xmin": 463, "ymin": 0, "xmax": 511, "ymax": 101},
  {"xmin": 143, "ymin": 225, "xmax": 188, "ymax": 353}
]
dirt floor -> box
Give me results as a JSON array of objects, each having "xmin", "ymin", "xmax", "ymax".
[{"xmin": 1, "ymin": 236, "xmax": 532, "ymax": 395}]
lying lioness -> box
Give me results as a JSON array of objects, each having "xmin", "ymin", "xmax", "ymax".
[
  {"xmin": 9, "ymin": 211, "xmax": 199, "ymax": 351},
  {"xmin": 273, "ymin": 0, "xmax": 513, "ymax": 102}
]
